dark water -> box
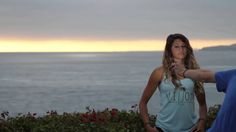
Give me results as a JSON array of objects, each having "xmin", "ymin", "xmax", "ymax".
[{"xmin": 0, "ymin": 51, "xmax": 235, "ymax": 115}]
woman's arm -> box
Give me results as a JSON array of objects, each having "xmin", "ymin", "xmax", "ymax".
[
  {"xmin": 193, "ymin": 89, "xmax": 207, "ymax": 132},
  {"xmin": 139, "ymin": 67, "xmax": 163, "ymax": 131}
]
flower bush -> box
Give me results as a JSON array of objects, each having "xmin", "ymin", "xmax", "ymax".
[
  {"xmin": 0, "ymin": 104, "xmax": 220, "ymax": 132},
  {"xmin": 206, "ymin": 104, "xmax": 221, "ymax": 129}
]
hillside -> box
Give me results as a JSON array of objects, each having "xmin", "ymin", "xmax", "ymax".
[{"xmin": 201, "ymin": 44, "xmax": 236, "ymax": 51}]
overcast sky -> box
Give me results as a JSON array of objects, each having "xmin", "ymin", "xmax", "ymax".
[{"xmin": 0, "ymin": 0, "xmax": 235, "ymax": 41}]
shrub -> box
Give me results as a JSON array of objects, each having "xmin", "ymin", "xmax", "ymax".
[
  {"xmin": 206, "ymin": 104, "xmax": 221, "ymax": 129},
  {"xmin": 0, "ymin": 104, "xmax": 220, "ymax": 132}
]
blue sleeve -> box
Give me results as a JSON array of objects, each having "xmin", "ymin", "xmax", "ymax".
[
  {"xmin": 215, "ymin": 69, "xmax": 236, "ymax": 93},
  {"xmin": 207, "ymin": 76, "xmax": 236, "ymax": 132}
]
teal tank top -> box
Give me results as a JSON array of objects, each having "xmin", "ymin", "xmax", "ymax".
[{"xmin": 156, "ymin": 74, "xmax": 198, "ymax": 132}]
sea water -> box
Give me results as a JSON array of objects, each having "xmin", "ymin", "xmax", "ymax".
[{"xmin": 0, "ymin": 51, "xmax": 235, "ymax": 115}]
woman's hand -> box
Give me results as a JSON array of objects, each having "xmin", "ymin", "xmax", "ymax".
[
  {"xmin": 145, "ymin": 125, "xmax": 159, "ymax": 132},
  {"xmin": 191, "ymin": 120, "xmax": 206, "ymax": 132}
]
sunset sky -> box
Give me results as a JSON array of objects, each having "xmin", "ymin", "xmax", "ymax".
[{"xmin": 0, "ymin": 0, "xmax": 236, "ymax": 52}]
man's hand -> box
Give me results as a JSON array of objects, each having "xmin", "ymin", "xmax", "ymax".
[{"xmin": 170, "ymin": 63, "xmax": 186, "ymax": 78}]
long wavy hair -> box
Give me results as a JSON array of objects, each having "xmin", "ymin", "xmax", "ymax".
[{"xmin": 162, "ymin": 33, "xmax": 203, "ymax": 93}]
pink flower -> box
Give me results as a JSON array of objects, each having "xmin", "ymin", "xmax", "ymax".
[{"xmin": 111, "ymin": 108, "xmax": 118, "ymax": 117}]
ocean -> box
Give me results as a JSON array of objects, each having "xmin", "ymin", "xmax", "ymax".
[{"xmin": 0, "ymin": 51, "xmax": 235, "ymax": 115}]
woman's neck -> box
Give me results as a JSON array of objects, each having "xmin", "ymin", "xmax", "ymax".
[{"xmin": 173, "ymin": 58, "xmax": 184, "ymax": 65}]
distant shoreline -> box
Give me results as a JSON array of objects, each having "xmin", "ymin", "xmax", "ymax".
[{"xmin": 200, "ymin": 44, "xmax": 236, "ymax": 51}]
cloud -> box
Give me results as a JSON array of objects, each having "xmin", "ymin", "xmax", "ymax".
[{"xmin": 0, "ymin": 0, "xmax": 235, "ymax": 40}]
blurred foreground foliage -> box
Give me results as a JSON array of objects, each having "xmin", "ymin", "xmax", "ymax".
[{"xmin": 0, "ymin": 104, "xmax": 220, "ymax": 132}]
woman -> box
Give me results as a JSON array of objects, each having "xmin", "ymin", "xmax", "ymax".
[{"xmin": 139, "ymin": 33, "xmax": 207, "ymax": 132}]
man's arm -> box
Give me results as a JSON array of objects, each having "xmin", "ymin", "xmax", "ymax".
[{"xmin": 182, "ymin": 69, "xmax": 216, "ymax": 83}]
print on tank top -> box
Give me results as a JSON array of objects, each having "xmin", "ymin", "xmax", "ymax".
[{"xmin": 166, "ymin": 86, "xmax": 194, "ymax": 105}]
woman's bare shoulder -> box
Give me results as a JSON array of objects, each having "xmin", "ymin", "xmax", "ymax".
[
  {"xmin": 153, "ymin": 66, "xmax": 164, "ymax": 74},
  {"xmin": 150, "ymin": 66, "xmax": 164, "ymax": 80}
]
